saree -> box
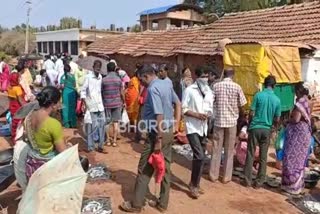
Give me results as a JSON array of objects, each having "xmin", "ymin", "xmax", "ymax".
[
  {"xmin": 8, "ymin": 73, "xmax": 25, "ymax": 144},
  {"xmin": 61, "ymin": 74, "xmax": 77, "ymax": 128},
  {"xmin": 14, "ymin": 111, "xmax": 57, "ymax": 189},
  {"xmin": 125, "ymin": 76, "xmax": 140, "ymax": 124},
  {"xmin": 0, "ymin": 63, "xmax": 10, "ymax": 92},
  {"xmin": 282, "ymin": 96, "xmax": 312, "ymax": 195}
]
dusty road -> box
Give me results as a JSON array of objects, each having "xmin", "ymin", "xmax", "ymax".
[{"xmin": 0, "ymin": 128, "xmax": 302, "ymax": 214}]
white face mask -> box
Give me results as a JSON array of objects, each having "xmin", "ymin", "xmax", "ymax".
[{"xmin": 197, "ymin": 78, "xmax": 208, "ymax": 86}]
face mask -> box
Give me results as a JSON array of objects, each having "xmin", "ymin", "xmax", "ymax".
[{"xmin": 197, "ymin": 78, "xmax": 208, "ymax": 86}]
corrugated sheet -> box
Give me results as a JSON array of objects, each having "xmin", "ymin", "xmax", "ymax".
[{"xmin": 138, "ymin": 5, "xmax": 175, "ymax": 16}]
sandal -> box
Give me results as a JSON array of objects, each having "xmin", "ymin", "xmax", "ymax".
[
  {"xmin": 106, "ymin": 139, "xmax": 112, "ymax": 146},
  {"xmin": 97, "ymin": 148, "xmax": 108, "ymax": 154},
  {"xmin": 120, "ymin": 201, "xmax": 141, "ymax": 213},
  {"xmin": 148, "ymin": 200, "xmax": 167, "ymax": 213}
]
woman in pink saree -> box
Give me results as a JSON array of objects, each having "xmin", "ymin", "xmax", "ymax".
[{"xmin": 0, "ymin": 61, "xmax": 10, "ymax": 92}]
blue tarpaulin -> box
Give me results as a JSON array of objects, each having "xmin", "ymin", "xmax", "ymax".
[{"xmin": 138, "ymin": 5, "xmax": 175, "ymax": 16}]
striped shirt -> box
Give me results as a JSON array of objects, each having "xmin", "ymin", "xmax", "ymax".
[{"xmin": 102, "ymin": 72, "xmax": 123, "ymax": 109}]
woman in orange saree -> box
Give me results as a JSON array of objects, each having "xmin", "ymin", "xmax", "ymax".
[{"xmin": 125, "ymin": 70, "xmax": 141, "ymax": 125}]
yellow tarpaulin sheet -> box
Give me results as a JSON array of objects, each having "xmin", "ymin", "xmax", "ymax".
[
  {"xmin": 266, "ymin": 46, "xmax": 302, "ymax": 83},
  {"xmin": 224, "ymin": 43, "xmax": 302, "ymax": 107}
]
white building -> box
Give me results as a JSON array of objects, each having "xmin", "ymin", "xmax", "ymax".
[{"xmin": 35, "ymin": 28, "xmax": 123, "ymax": 59}]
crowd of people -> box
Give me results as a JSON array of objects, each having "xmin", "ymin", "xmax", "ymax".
[{"xmin": 0, "ymin": 54, "xmax": 315, "ymax": 212}]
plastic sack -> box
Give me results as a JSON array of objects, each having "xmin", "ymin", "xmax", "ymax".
[
  {"xmin": 121, "ymin": 109, "xmax": 130, "ymax": 125},
  {"xmin": 275, "ymin": 128, "xmax": 285, "ymax": 151},
  {"xmin": 17, "ymin": 145, "xmax": 88, "ymax": 214},
  {"xmin": 148, "ymin": 152, "xmax": 165, "ymax": 184}
]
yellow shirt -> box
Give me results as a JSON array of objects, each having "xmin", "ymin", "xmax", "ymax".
[
  {"xmin": 7, "ymin": 86, "xmax": 23, "ymax": 99},
  {"xmin": 33, "ymin": 117, "xmax": 64, "ymax": 155},
  {"xmin": 75, "ymin": 69, "xmax": 87, "ymax": 93},
  {"xmin": 22, "ymin": 68, "xmax": 33, "ymax": 85}
]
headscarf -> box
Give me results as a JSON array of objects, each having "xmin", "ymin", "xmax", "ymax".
[
  {"xmin": 119, "ymin": 70, "xmax": 130, "ymax": 85},
  {"xmin": 182, "ymin": 68, "xmax": 193, "ymax": 87},
  {"xmin": 110, "ymin": 59, "xmax": 117, "ymax": 67},
  {"xmin": 10, "ymin": 73, "xmax": 20, "ymax": 86}
]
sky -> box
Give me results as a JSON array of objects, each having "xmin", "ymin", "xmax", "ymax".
[{"xmin": 1, "ymin": 0, "xmax": 180, "ymax": 28}]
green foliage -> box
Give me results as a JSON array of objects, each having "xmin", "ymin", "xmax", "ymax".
[
  {"xmin": 130, "ymin": 24, "xmax": 141, "ymax": 32},
  {"xmin": 0, "ymin": 52, "xmax": 9, "ymax": 61},
  {"xmin": 0, "ymin": 31, "xmax": 35, "ymax": 56},
  {"xmin": 184, "ymin": 0, "xmax": 315, "ymax": 15},
  {"xmin": 60, "ymin": 17, "xmax": 82, "ymax": 29}
]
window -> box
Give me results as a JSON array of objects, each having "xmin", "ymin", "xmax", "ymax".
[
  {"xmin": 62, "ymin": 41, "xmax": 69, "ymax": 54},
  {"xmin": 37, "ymin": 42, "xmax": 42, "ymax": 53},
  {"xmin": 55, "ymin": 41, "xmax": 61, "ymax": 53},
  {"xmin": 70, "ymin": 41, "xmax": 78, "ymax": 55},
  {"xmin": 49, "ymin": 42, "xmax": 54, "ymax": 54},
  {"xmin": 43, "ymin": 42, "xmax": 48, "ymax": 53}
]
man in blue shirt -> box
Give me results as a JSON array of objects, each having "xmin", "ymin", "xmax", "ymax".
[
  {"xmin": 243, "ymin": 75, "xmax": 281, "ymax": 188},
  {"xmin": 121, "ymin": 64, "xmax": 181, "ymax": 213}
]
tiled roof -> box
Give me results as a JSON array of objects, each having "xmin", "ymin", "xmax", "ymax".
[{"xmin": 87, "ymin": 2, "xmax": 320, "ymax": 57}]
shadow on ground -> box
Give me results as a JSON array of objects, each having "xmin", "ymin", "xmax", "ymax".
[{"xmin": 0, "ymin": 189, "xmax": 21, "ymax": 214}]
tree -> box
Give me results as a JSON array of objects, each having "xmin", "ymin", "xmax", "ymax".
[
  {"xmin": 130, "ymin": 24, "xmax": 141, "ymax": 32},
  {"xmin": 60, "ymin": 17, "xmax": 82, "ymax": 29},
  {"xmin": 0, "ymin": 31, "xmax": 35, "ymax": 56},
  {"xmin": 184, "ymin": 0, "xmax": 316, "ymax": 15}
]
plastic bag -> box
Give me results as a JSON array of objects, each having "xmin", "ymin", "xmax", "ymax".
[
  {"xmin": 121, "ymin": 109, "xmax": 130, "ymax": 125},
  {"xmin": 17, "ymin": 145, "xmax": 88, "ymax": 214},
  {"xmin": 275, "ymin": 128, "xmax": 285, "ymax": 151},
  {"xmin": 76, "ymin": 100, "xmax": 83, "ymax": 115}
]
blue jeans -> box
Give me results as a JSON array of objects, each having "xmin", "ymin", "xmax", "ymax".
[{"xmin": 86, "ymin": 111, "xmax": 106, "ymax": 151}]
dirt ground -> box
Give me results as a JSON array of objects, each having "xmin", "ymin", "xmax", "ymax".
[{"xmin": 0, "ymin": 127, "xmax": 304, "ymax": 214}]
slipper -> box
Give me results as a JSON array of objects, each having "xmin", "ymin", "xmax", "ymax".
[
  {"xmin": 120, "ymin": 201, "xmax": 141, "ymax": 213},
  {"xmin": 97, "ymin": 148, "xmax": 108, "ymax": 154}
]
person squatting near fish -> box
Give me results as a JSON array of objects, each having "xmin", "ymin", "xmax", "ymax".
[{"xmin": 14, "ymin": 86, "xmax": 68, "ymax": 191}]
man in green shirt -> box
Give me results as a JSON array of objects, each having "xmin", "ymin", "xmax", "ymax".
[{"xmin": 243, "ymin": 75, "xmax": 281, "ymax": 188}]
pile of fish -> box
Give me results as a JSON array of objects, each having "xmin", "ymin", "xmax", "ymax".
[
  {"xmin": 82, "ymin": 197, "xmax": 112, "ymax": 214},
  {"xmin": 290, "ymin": 194, "xmax": 320, "ymax": 214},
  {"xmin": 304, "ymin": 201, "xmax": 320, "ymax": 213},
  {"xmin": 172, "ymin": 144, "xmax": 211, "ymax": 161},
  {"xmin": 87, "ymin": 164, "xmax": 112, "ymax": 181}
]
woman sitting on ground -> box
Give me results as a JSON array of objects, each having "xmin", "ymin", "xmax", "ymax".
[{"xmin": 15, "ymin": 86, "xmax": 67, "ymax": 188}]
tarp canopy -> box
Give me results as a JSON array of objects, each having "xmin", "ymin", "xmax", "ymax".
[{"xmin": 224, "ymin": 43, "xmax": 302, "ymax": 108}]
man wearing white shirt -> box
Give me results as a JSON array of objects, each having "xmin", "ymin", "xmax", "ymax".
[
  {"xmin": 55, "ymin": 54, "xmax": 64, "ymax": 85},
  {"xmin": 43, "ymin": 55, "xmax": 55, "ymax": 71},
  {"xmin": 182, "ymin": 67, "xmax": 213, "ymax": 199},
  {"xmin": 43, "ymin": 55, "xmax": 58, "ymax": 86},
  {"xmin": 81, "ymin": 60, "xmax": 106, "ymax": 153}
]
